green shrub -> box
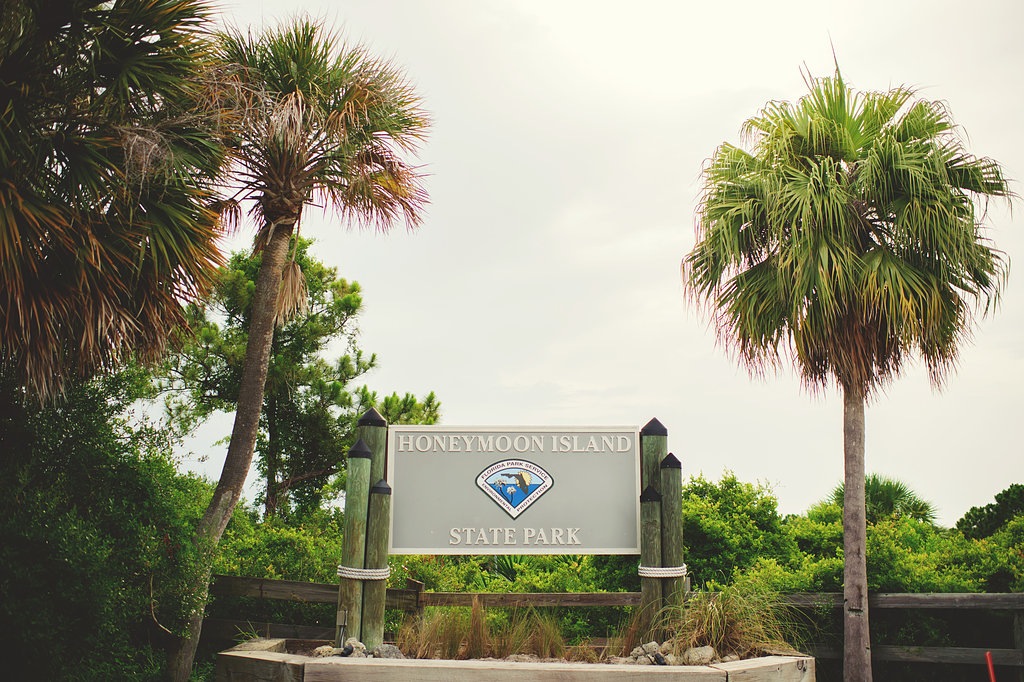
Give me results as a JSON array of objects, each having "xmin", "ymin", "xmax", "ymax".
[
  {"xmin": 215, "ymin": 514, "xmax": 344, "ymax": 582},
  {"xmin": 681, "ymin": 472, "xmax": 797, "ymax": 587},
  {"xmin": 0, "ymin": 369, "xmax": 212, "ymax": 681}
]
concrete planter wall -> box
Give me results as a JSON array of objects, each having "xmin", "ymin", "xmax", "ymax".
[{"xmin": 216, "ymin": 639, "xmax": 815, "ymax": 682}]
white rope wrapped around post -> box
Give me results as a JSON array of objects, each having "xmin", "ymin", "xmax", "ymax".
[
  {"xmin": 337, "ymin": 565, "xmax": 392, "ymax": 581},
  {"xmin": 637, "ymin": 564, "xmax": 687, "ymax": 579}
]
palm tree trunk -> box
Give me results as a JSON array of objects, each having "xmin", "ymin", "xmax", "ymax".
[
  {"xmin": 843, "ymin": 384, "xmax": 872, "ymax": 681},
  {"xmin": 166, "ymin": 223, "xmax": 293, "ymax": 682},
  {"xmin": 265, "ymin": 392, "xmax": 279, "ymax": 518}
]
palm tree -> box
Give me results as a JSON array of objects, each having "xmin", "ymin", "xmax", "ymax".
[
  {"xmin": 0, "ymin": 0, "xmax": 232, "ymax": 401},
  {"xmin": 682, "ymin": 70, "xmax": 1011, "ymax": 681},
  {"xmin": 166, "ymin": 18, "xmax": 428, "ymax": 680},
  {"xmin": 829, "ymin": 474, "xmax": 937, "ymax": 525}
]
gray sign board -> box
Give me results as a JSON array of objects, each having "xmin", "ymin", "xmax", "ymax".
[{"xmin": 387, "ymin": 426, "xmax": 641, "ymax": 555}]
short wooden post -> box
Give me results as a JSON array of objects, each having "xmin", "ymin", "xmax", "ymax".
[
  {"xmin": 358, "ymin": 408, "xmax": 388, "ymax": 486},
  {"xmin": 639, "ymin": 485, "xmax": 663, "ymax": 633},
  {"xmin": 336, "ymin": 439, "xmax": 372, "ymax": 646},
  {"xmin": 360, "ymin": 479, "xmax": 392, "ymax": 650},
  {"xmin": 1014, "ymin": 610, "xmax": 1024, "ymax": 682},
  {"xmin": 408, "ymin": 578, "xmax": 425, "ymax": 618},
  {"xmin": 660, "ymin": 452, "xmax": 685, "ymax": 610}
]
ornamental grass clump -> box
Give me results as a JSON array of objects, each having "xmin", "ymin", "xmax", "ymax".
[
  {"xmin": 658, "ymin": 583, "xmax": 805, "ymax": 660},
  {"xmin": 397, "ymin": 608, "xmax": 472, "ymax": 660},
  {"xmin": 396, "ymin": 603, "xmax": 566, "ymax": 660}
]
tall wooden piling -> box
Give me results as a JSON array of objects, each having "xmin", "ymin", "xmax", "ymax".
[
  {"xmin": 641, "ymin": 418, "xmax": 668, "ymax": 493},
  {"xmin": 336, "ymin": 439, "xmax": 371, "ymax": 646},
  {"xmin": 361, "ymin": 479, "xmax": 392, "ymax": 650},
  {"xmin": 358, "ymin": 408, "xmax": 388, "ymax": 486},
  {"xmin": 639, "ymin": 418, "xmax": 668, "ymax": 621}
]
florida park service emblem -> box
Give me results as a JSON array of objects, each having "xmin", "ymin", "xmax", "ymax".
[{"xmin": 476, "ymin": 460, "xmax": 553, "ymax": 519}]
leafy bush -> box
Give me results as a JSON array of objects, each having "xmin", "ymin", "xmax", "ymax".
[
  {"xmin": 389, "ymin": 553, "xmax": 627, "ymax": 643},
  {"xmin": 215, "ymin": 513, "xmax": 344, "ymax": 582},
  {"xmin": 203, "ymin": 507, "xmax": 346, "ymax": 636},
  {"xmin": 743, "ymin": 510, "xmax": 1024, "ymax": 595},
  {"xmin": 681, "ymin": 472, "xmax": 797, "ymax": 587},
  {"xmin": 0, "ymin": 368, "xmax": 213, "ymax": 681}
]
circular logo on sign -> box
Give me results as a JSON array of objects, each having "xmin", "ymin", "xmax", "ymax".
[{"xmin": 476, "ymin": 460, "xmax": 554, "ymax": 519}]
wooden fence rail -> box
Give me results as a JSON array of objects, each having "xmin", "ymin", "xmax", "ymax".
[{"xmin": 206, "ymin": 574, "xmax": 1024, "ymax": 672}]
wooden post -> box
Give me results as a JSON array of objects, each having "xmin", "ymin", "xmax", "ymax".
[
  {"xmin": 639, "ymin": 485, "xmax": 663, "ymax": 632},
  {"xmin": 336, "ymin": 439, "xmax": 372, "ymax": 646},
  {"xmin": 361, "ymin": 479, "xmax": 392, "ymax": 650},
  {"xmin": 641, "ymin": 418, "xmax": 668, "ymax": 493},
  {"xmin": 358, "ymin": 408, "xmax": 388, "ymax": 486},
  {"xmin": 408, "ymin": 578, "xmax": 425, "ymax": 618},
  {"xmin": 355, "ymin": 408, "xmax": 389, "ymax": 647},
  {"xmin": 660, "ymin": 452, "xmax": 685, "ymax": 610},
  {"xmin": 639, "ymin": 417, "xmax": 668, "ymax": 623},
  {"xmin": 1014, "ymin": 610, "xmax": 1024, "ymax": 682}
]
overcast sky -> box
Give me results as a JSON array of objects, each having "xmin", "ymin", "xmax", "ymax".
[{"xmin": 183, "ymin": 0, "xmax": 1024, "ymax": 526}]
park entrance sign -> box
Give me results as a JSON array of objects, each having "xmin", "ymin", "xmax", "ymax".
[
  {"xmin": 337, "ymin": 412, "xmax": 680, "ymax": 649},
  {"xmin": 387, "ymin": 425, "xmax": 641, "ymax": 555}
]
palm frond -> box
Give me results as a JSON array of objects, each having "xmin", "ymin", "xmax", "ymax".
[
  {"xmin": 275, "ymin": 259, "xmax": 308, "ymax": 327},
  {"xmin": 0, "ymin": 0, "xmax": 234, "ymax": 401}
]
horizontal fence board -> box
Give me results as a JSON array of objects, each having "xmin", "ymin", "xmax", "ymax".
[
  {"xmin": 783, "ymin": 593, "xmax": 1024, "ymax": 610},
  {"xmin": 212, "ymin": 575, "xmax": 337, "ymax": 602},
  {"xmin": 212, "ymin": 576, "xmax": 1024, "ymax": 612},
  {"xmin": 210, "ymin": 575, "xmax": 641, "ymax": 609},
  {"xmin": 420, "ymin": 592, "xmax": 641, "ymax": 608},
  {"xmin": 203, "ymin": 617, "xmax": 334, "ymax": 643},
  {"xmin": 807, "ymin": 644, "xmax": 1024, "ymax": 666},
  {"xmin": 870, "ymin": 593, "xmax": 1024, "ymax": 610},
  {"xmin": 387, "ymin": 588, "xmax": 422, "ymax": 611}
]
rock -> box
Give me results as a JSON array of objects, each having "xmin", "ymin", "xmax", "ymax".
[
  {"xmin": 663, "ymin": 653, "xmax": 678, "ymax": 665},
  {"xmin": 373, "ymin": 644, "xmax": 405, "ymax": 659},
  {"xmin": 607, "ymin": 656, "xmax": 634, "ymax": 665},
  {"xmin": 344, "ymin": 637, "xmax": 367, "ymax": 654},
  {"xmin": 312, "ymin": 645, "xmax": 336, "ymax": 658},
  {"xmin": 681, "ymin": 646, "xmax": 717, "ymax": 666}
]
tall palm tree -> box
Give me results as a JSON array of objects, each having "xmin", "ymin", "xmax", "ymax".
[
  {"xmin": 829, "ymin": 474, "xmax": 937, "ymax": 525},
  {"xmin": 682, "ymin": 70, "xmax": 1011, "ymax": 681},
  {"xmin": 0, "ymin": 0, "xmax": 233, "ymax": 401},
  {"xmin": 166, "ymin": 18, "xmax": 428, "ymax": 680}
]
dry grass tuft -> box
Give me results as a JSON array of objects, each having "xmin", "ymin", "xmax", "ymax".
[
  {"xmin": 614, "ymin": 582, "xmax": 805, "ymax": 660},
  {"xmin": 397, "ymin": 606, "xmax": 567, "ymax": 660}
]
